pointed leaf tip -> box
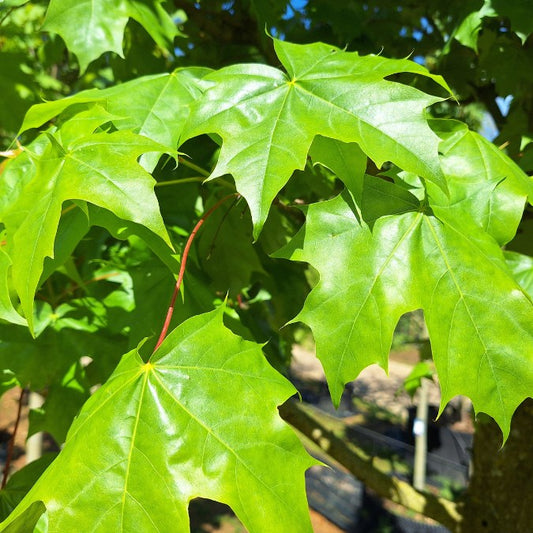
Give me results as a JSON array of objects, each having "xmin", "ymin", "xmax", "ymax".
[
  {"xmin": 282, "ymin": 180, "xmax": 533, "ymax": 437},
  {"xmin": 184, "ymin": 39, "xmax": 449, "ymax": 236},
  {"xmin": 3, "ymin": 119, "xmax": 173, "ymax": 328}
]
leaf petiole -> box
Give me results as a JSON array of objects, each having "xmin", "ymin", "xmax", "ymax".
[
  {"xmin": 155, "ymin": 177, "xmax": 205, "ymax": 187},
  {"xmin": 153, "ymin": 192, "xmax": 240, "ymax": 352},
  {"xmin": 177, "ymin": 156, "xmax": 211, "ymax": 177}
]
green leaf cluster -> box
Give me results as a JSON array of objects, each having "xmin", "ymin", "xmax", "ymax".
[{"xmin": 1, "ymin": 1, "xmax": 533, "ymax": 531}]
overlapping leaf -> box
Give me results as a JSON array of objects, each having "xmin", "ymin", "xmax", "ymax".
[
  {"xmin": 452, "ymin": 0, "xmax": 533, "ymax": 51},
  {"xmin": 277, "ymin": 177, "xmax": 533, "ymax": 439},
  {"xmin": 127, "ymin": 259, "xmax": 214, "ymax": 348},
  {"xmin": 0, "ymin": 502, "xmax": 45, "ymax": 533},
  {"xmin": 308, "ymin": 136, "xmax": 367, "ymax": 203},
  {"xmin": 0, "ymin": 137, "xmax": 48, "ymax": 220},
  {"xmin": 427, "ymin": 119, "xmax": 532, "ymax": 245},
  {"xmin": 0, "ymin": 0, "xmax": 30, "ymax": 6},
  {"xmin": 0, "ymin": 52, "xmax": 40, "ymax": 134},
  {"xmin": 0, "ymin": 247, "xmax": 25, "ymax": 326},
  {"xmin": 0, "ymin": 456, "xmax": 56, "ymax": 522},
  {"xmin": 491, "ymin": 0, "xmax": 533, "ymax": 39},
  {"xmin": 182, "ymin": 39, "xmax": 451, "ymax": 236},
  {"xmin": 197, "ymin": 196, "xmax": 264, "ymax": 296},
  {"xmin": 452, "ymin": 1, "xmax": 496, "ymax": 51},
  {"xmin": 20, "ymin": 68, "xmax": 210, "ymax": 172},
  {"xmin": 1, "ymin": 106, "xmax": 172, "ymax": 331},
  {"xmin": 0, "ymin": 307, "xmax": 314, "ymax": 533},
  {"xmin": 506, "ymin": 251, "xmax": 533, "ymax": 297},
  {"xmin": 0, "ymin": 303, "xmax": 124, "ymax": 400},
  {"xmin": 42, "ymin": 0, "xmax": 181, "ymax": 71},
  {"xmin": 28, "ymin": 362, "xmax": 89, "ymax": 444}
]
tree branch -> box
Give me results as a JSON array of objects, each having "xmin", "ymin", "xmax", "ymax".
[
  {"xmin": 468, "ymin": 83, "xmax": 506, "ymax": 131},
  {"xmin": 279, "ymin": 399, "xmax": 462, "ymax": 532},
  {"xmin": 1, "ymin": 388, "xmax": 25, "ymax": 489}
]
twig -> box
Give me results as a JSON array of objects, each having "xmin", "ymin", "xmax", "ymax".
[
  {"xmin": 177, "ymin": 156, "xmax": 210, "ymax": 177},
  {"xmin": 0, "ymin": 7, "xmax": 15, "ymax": 27},
  {"xmin": 279, "ymin": 399, "xmax": 462, "ymax": 532},
  {"xmin": 54, "ymin": 271, "xmax": 122, "ymax": 302},
  {"xmin": 155, "ymin": 177, "xmax": 205, "ymax": 187},
  {"xmin": 1, "ymin": 388, "xmax": 25, "ymax": 489},
  {"xmin": 206, "ymin": 195, "xmax": 240, "ymax": 260},
  {"xmin": 152, "ymin": 193, "xmax": 240, "ymax": 352}
]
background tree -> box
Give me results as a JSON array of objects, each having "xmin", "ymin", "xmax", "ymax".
[{"xmin": 0, "ymin": 1, "xmax": 532, "ymax": 532}]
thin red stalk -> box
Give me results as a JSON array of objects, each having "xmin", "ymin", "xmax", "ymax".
[
  {"xmin": 1, "ymin": 388, "xmax": 25, "ymax": 489},
  {"xmin": 153, "ymin": 193, "xmax": 239, "ymax": 352}
]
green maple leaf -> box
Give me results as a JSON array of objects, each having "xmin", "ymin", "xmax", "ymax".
[
  {"xmin": 19, "ymin": 68, "xmax": 210, "ymax": 172},
  {"xmin": 451, "ymin": 1, "xmax": 533, "ymax": 51},
  {"xmin": 0, "ymin": 137, "xmax": 49, "ymax": 221},
  {"xmin": 0, "ymin": 502, "xmax": 45, "ymax": 533},
  {"xmin": 0, "ymin": 0, "xmax": 30, "ymax": 6},
  {"xmin": 0, "ymin": 307, "xmax": 314, "ymax": 533},
  {"xmin": 277, "ymin": 178, "xmax": 533, "ymax": 439},
  {"xmin": 428, "ymin": 119, "xmax": 533, "ymax": 245},
  {"xmin": 28, "ymin": 361, "xmax": 90, "ymax": 444},
  {"xmin": 42, "ymin": 0, "xmax": 181, "ymax": 72},
  {"xmin": 0, "ymin": 456, "xmax": 56, "ymax": 522},
  {"xmin": 308, "ymin": 136, "xmax": 367, "ymax": 203},
  {"xmin": 197, "ymin": 196, "xmax": 265, "ymax": 296},
  {"xmin": 1, "ymin": 106, "xmax": 172, "ymax": 332},
  {"xmin": 452, "ymin": 1, "xmax": 496, "ymax": 51},
  {"xmin": 0, "ymin": 247, "xmax": 26, "ymax": 326},
  {"xmin": 182, "ymin": 39, "xmax": 451, "ymax": 237},
  {"xmin": 0, "ymin": 305, "xmax": 123, "ymax": 399},
  {"xmin": 0, "ymin": 52, "xmax": 40, "ymax": 134},
  {"xmin": 488, "ymin": 0, "xmax": 533, "ymax": 41},
  {"xmin": 506, "ymin": 251, "xmax": 533, "ymax": 297}
]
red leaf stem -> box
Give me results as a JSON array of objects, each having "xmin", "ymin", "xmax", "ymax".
[{"xmin": 153, "ymin": 193, "xmax": 239, "ymax": 352}]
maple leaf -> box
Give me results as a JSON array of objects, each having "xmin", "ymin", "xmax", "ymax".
[
  {"xmin": 277, "ymin": 177, "xmax": 533, "ymax": 439},
  {"xmin": 0, "ymin": 247, "xmax": 25, "ymax": 326},
  {"xmin": 182, "ymin": 39, "xmax": 451, "ymax": 237},
  {"xmin": 0, "ymin": 456, "xmax": 54, "ymax": 522},
  {"xmin": 42, "ymin": 0, "xmax": 182, "ymax": 71},
  {"xmin": 197, "ymin": 196, "xmax": 265, "ymax": 296},
  {"xmin": 0, "ymin": 307, "xmax": 314, "ymax": 533},
  {"xmin": 19, "ymin": 68, "xmax": 210, "ymax": 173},
  {"xmin": 308, "ymin": 136, "xmax": 368, "ymax": 204},
  {"xmin": 1, "ymin": 106, "xmax": 172, "ymax": 333},
  {"xmin": 506, "ymin": 251, "xmax": 533, "ymax": 297},
  {"xmin": 427, "ymin": 119, "xmax": 533, "ymax": 245}
]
